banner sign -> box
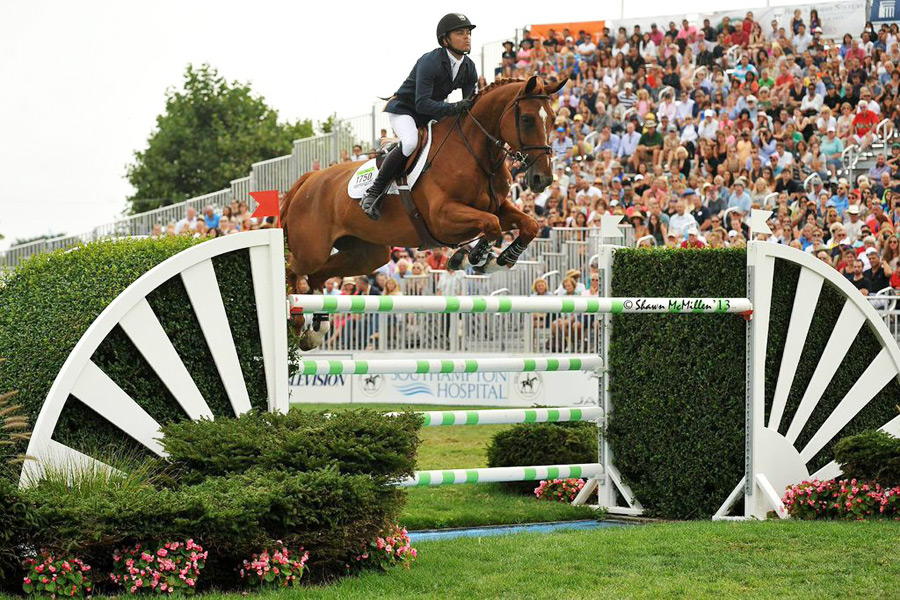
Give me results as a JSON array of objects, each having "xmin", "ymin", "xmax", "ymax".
[{"xmin": 289, "ymin": 352, "xmax": 600, "ymax": 407}]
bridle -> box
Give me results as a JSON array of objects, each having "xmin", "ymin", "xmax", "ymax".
[
  {"xmin": 451, "ymin": 92, "xmax": 554, "ymax": 213},
  {"xmin": 464, "ymin": 93, "xmax": 553, "ymax": 170}
]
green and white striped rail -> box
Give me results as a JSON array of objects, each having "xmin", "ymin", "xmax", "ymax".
[
  {"xmin": 413, "ymin": 406, "xmax": 603, "ymax": 427},
  {"xmin": 299, "ymin": 355, "xmax": 602, "ymax": 376},
  {"xmin": 398, "ymin": 463, "xmax": 604, "ymax": 487},
  {"xmin": 289, "ymin": 295, "xmax": 752, "ymax": 314}
]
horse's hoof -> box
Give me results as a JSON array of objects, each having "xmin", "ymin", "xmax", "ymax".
[
  {"xmin": 473, "ymin": 253, "xmax": 505, "ymax": 274},
  {"xmin": 448, "ymin": 248, "xmax": 468, "ymax": 271}
]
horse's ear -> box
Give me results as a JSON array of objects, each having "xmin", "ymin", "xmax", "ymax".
[
  {"xmin": 545, "ymin": 77, "xmax": 568, "ymax": 95},
  {"xmin": 523, "ymin": 75, "xmax": 539, "ymax": 96}
]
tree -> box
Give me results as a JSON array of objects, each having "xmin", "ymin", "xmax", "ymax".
[{"xmin": 126, "ymin": 64, "xmax": 314, "ymax": 213}]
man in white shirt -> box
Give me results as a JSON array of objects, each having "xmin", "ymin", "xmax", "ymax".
[
  {"xmin": 668, "ymin": 200, "xmax": 699, "ymax": 238},
  {"xmin": 617, "ymin": 120, "xmax": 641, "ymax": 161},
  {"xmin": 793, "ymin": 23, "xmax": 813, "ymax": 54},
  {"xmin": 174, "ymin": 206, "xmax": 198, "ymax": 234},
  {"xmin": 697, "ymin": 109, "xmax": 719, "ymax": 140}
]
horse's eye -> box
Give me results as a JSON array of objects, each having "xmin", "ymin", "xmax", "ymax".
[{"xmin": 521, "ymin": 115, "xmax": 536, "ymax": 124}]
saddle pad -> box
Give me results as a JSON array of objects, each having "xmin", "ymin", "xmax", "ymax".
[{"xmin": 347, "ymin": 120, "xmax": 435, "ymax": 199}]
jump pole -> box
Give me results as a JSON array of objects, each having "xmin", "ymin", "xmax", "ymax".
[{"xmin": 289, "ymin": 295, "xmax": 752, "ymax": 315}]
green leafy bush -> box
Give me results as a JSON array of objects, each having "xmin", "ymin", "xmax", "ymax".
[
  {"xmin": 159, "ymin": 409, "xmax": 421, "ymax": 485},
  {"xmin": 25, "ymin": 467, "xmax": 403, "ymax": 586},
  {"xmin": 0, "ymin": 477, "xmax": 40, "ymax": 592},
  {"xmin": 486, "ymin": 422, "xmax": 597, "ymax": 493},
  {"xmin": 834, "ymin": 430, "xmax": 900, "ymax": 487}
]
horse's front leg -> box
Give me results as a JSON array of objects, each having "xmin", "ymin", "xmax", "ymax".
[{"xmin": 496, "ymin": 200, "xmax": 539, "ymax": 268}]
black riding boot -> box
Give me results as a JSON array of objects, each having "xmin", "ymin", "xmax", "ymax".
[{"xmin": 360, "ymin": 145, "xmax": 406, "ymax": 221}]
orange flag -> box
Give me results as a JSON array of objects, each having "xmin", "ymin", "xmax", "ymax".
[{"xmin": 250, "ymin": 190, "xmax": 280, "ymax": 228}]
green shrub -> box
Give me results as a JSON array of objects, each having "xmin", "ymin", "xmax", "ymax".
[
  {"xmin": 486, "ymin": 422, "xmax": 598, "ymax": 493},
  {"xmin": 25, "ymin": 467, "xmax": 401, "ymax": 586},
  {"xmin": 0, "ymin": 476, "xmax": 40, "ymax": 592},
  {"xmin": 834, "ymin": 430, "xmax": 900, "ymax": 487},
  {"xmin": 159, "ymin": 409, "xmax": 421, "ymax": 485}
]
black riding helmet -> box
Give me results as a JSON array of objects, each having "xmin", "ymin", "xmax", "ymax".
[{"xmin": 436, "ymin": 13, "xmax": 476, "ymax": 47}]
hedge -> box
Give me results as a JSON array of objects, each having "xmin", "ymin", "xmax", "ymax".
[
  {"xmin": 608, "ymin": 248, "xmax": 900, "ymax": 519},
  {"xmin": 0, "ymin": 237, "xmax": 280, "ymax": 461},
  {"xmin": 159, "ymin": 409, "xmax": 421, "ymax": 485}
]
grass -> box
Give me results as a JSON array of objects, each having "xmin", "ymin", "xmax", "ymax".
[
  {"xmin": 196, "ymin": 520, "xmax": 900, "ymax": 598},
  {"xmin": 291, "ymin": 403, "xmax": 596, "ymax": 529}
]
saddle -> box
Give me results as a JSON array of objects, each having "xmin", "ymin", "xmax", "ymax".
[{"xmin": 350, "ymin": 122, "xmax": 453, "ymax": 249}]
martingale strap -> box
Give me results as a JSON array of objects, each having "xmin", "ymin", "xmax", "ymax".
[{"xmin": 395, "ymin": 176, "xmax": 455, "ymax": 249}]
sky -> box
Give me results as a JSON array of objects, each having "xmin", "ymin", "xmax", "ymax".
[{"xmin": 0, "ymin": 0, "xmax": 800, "ymax": 250}]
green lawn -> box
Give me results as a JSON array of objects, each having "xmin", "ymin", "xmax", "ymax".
[
  {"xmin": 291, "ymin": 403, "xmax": 596, "ymax": 529},
  {"xmin": 200, "ymin": 520, "xmax": 900, "ymax": 598}
]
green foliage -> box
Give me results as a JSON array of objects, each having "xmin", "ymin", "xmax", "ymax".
[
  {"xmin": 834, "ymin": 429, "xmax": 900, "ymax": 487},
  {"xmin": 24, "ymin": 467, "xmax": 401, "ymax": 585},
  {"xmin": 0, "ymin": 237, "xmax": 283, "ymax": 462},
  {"xmin": 0, "ymin": 477, "xmax": 40, "ymax": 591},
  {"xmin": 607, "ymin": 248, "xmax": 750, "ymax": 519},
  {"xmin": 126, "ymin": 63, "xmax": 314, "ymax": 212},
  {"xmin": 159, "ymin": 409, "xmax": 421, "ymax": 485},
  {"xmin": 486, "ymin": 422, "xmax": 597, "ymax": 493}
]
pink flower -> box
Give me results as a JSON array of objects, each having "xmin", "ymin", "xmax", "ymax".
[
  {"xmin": 23, "ymin": 577, "xmax": 31, "ymax": 585},
  {"xmin": 157, "ymin": 548, "xmax": 168, "ymax": 558}
]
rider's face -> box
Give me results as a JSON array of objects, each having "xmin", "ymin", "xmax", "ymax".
[{"xmin": 447, "ymin": 28, "xmax": 472, "ymax": 54}]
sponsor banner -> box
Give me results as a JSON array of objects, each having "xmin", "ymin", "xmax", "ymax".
[
  {"xmin": 871, "ymin": 0, "xmax": 897, "ymax": 22},
  {"xmin": 699, "ymin": 2, "xmax": 865, "ymax": 44},
  {"xmin": 289, "ymin": 352, "xmax": 599, "ymax": 407}
]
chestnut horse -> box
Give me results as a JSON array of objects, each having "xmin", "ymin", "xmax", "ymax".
[{"xmin": 281, "ymin": 75, "xmax": 566, "ymax": 348}]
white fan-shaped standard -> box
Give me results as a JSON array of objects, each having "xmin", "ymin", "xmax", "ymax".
[
  {"xmin": 20, "ymin": 230, "xmax": 288, "ymax": 486},
  {"xmin": 718, "ymin": 242, "xmax": 900, "ymax": 519}
]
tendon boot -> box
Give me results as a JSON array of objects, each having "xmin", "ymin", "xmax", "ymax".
[{"xmin": 360, "ymin": 145, "xmax": 406, "ymax": 221}]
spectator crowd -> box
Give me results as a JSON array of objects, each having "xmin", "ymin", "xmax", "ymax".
[{"xmin": 167, "ymin": 11, "xmax": 900, "ymax": 304}]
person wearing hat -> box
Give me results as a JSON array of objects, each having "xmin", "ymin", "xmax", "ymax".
[
  {"xmin": 633, "ymin": 116, "xmax": 663, "ymax": 169},
  {"xmin": 698, "ymin": 109, "xmax": 719, "ymax": 140},
  {"xmin": 681, "ymin": 225, "xmax": 706, "ymax": 249},
  {"xmin": 617, "ymin": 81, "xmax": 636, "ymax": 109},
  {"xmin": 362, "ymin": 13, "xmax": 478, "ymax": 220},
  {"xmin": 821, "ymin": 125, "xmax": 844, "ymax": 179},
  {"xmin": 665, "ymin": 228, "xmax": 680, "ymax": 248},
  {"xmin": 845, "ymin": 203, "xmax": 864, "ymax": 243},
  {"xmin": 554, "ymin": 269, "xmax": 586, "ymax": 294},
  {"xmin": 552, "ymin": 125, "xmax": 574, "ymax": 162},
  {"xmin": 728, "ymin": 179, "xmax": 753, "ymax": 213},
  {"xmin": 851, "ymin": 100, "xmax": 879, "ymax": 150}
]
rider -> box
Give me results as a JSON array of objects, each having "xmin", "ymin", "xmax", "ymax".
[{"xmin": 359, "ymin": 13, "xmax": 479, "ymax": 220}]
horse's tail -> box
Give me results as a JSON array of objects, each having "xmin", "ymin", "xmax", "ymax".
[{"xmin": 281, "ymin": 171, "xmax": 314, "ymax": 241}]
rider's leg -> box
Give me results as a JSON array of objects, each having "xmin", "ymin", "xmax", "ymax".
[{"xmin": 360, "ymin": 113, "xmax": 417, "ymax": 221}]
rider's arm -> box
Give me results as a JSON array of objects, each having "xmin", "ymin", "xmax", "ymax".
[
  {"xmin": 415, "ymin": 57, "xmax": 456, "ymax": 119},
  {"xmin": 461, "ymin": 61, "xmax": 477, "ymax": 99}
]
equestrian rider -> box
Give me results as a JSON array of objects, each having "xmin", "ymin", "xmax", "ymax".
[{"xmin": 359, "ymin": 13, "xmax": 478, "ymax": 220}]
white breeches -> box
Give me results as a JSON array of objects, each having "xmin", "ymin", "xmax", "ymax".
[{"xmin": 389, "ymin": 112, "xmax": 418, "ymax": 157}]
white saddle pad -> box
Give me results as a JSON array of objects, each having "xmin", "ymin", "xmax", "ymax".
[{"xmin": 347, "ymin": 120, "xmax": 435, "ymax": 199}]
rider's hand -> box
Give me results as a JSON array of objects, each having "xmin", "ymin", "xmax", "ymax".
[{"xmin": 451, "ymin": 99, "xmax": 473, "ymax": 114}]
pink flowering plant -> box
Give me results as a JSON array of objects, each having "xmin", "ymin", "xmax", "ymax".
[
  {"xmin": 534, "ymin": 478, "xmax": 586, "ymax": 503},
  {"xmin": 22, "ymin": 550, "xmax": 93, "ymax": 598},
  {"xmin": 110, "ymin": 540, "xmax": 206, "ymax": 595},
  {"xmin": 783, "ymin": 479, "xmax": 900, "ymax": 520},
  {"xmin": 238, "ymin": 543, "xmax": 309, "ymax": 589},
  {"xmin": 349, "ymin": 524, "xmax": 417, "ymax": 573}
]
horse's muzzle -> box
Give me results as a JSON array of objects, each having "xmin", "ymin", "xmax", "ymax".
[{"xmin": 529, "ymin": 172, "xmax": 552, "ymax": 192}]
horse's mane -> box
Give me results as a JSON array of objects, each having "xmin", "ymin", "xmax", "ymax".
[{"xmin": 471, "ymin": 78, "xmax": 526, "ymax": 104}]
